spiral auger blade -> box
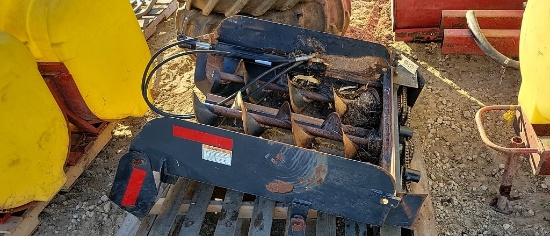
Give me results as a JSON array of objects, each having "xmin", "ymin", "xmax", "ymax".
[
  {"xmin": 275, "ymin": 101, "xmax": 292, "ymax": 122},
  {"xmin": 290, "ymin": 113, "xmax": 315, "ymax": 148},
  {"xmin": 342, "ymin": 132, "xmax": 357, "ymax": 159},
  {"xmin": 193, "ymin": 93, "xmax": 219, "ymax": 125},
  {"xmin": 288, "ymin": 80, "xmax": 311, "ymax": 113},
  {"xmin": 333, "ymin": 88, "xmax": 349, "ymax": 117},
  {"xmin": 234, "ymin": 91, "xmax": 265, "ymax": 136}
]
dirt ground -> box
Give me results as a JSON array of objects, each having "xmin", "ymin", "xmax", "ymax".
[{"xmin": 34, "ymin": 0, "xmax": 550, "ymax": 235}]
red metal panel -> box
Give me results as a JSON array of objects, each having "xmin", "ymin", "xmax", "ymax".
[
  {"xmin": 121, "ymin": 168, "xmax": 148, "ymax": 207},
  {"xmin": 393, "ymin": 0, "xmax": 525, "ymax": 28},
  {"xmin": 441, "ymin": 10, "xmax": 524, "ymax": 29},
  {"xmin": 173, "ymin": 125, "xmax": 234, "ymax": 150},
  {"xmin": 394, "ymin": 28, "xmax": 442, "ymax": 41},
  {"xmin": 441, "ymin": 29, "xmax": 520, "ymax": 57}
]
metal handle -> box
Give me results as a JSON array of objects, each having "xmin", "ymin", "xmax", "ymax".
[{"xmin": 475, "ymin": 105, "xmax": 539, "ymax": 154}]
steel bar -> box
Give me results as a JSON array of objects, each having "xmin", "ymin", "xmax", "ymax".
[
  {"xmin": 379, "ymin": 71, "xmax": 401, "ymax": 236},
  {"xmin": 494, "ymin": 136, "xmax": 525, "ymax": 214},
  {"xmin": 199, "ymin": 94, "xmax": 381, "ymax": 149},
  {"xmin": 206, "ymin": 94, "xmax": 377, "ymax": 137},
  {"xmin": 475, "ymin": 105, "xmax": 538, "ymax": 154}
]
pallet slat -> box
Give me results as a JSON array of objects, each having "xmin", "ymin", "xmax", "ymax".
[
  {"xmin": 149, "ymin": 178, "xmax": 189, "ymax": 235},
  {"xmin": 62, "ymin": 122, "xmax": 116, "ymax": 191},
  {"xmin": 178, "ymin": 183, "xmax": 215, "ymax": 235},
  {"xmin": 214, "ymin": 190, "xmax": 244, "ymax": 236},
  {"xmin": 248, "ymin": 197, "xmax": 276, "ymax": 236},
  {"xmin": 0, "ymin": 122, "xmax": 116, "ymax": 236},
  {"xmin": 138, "ymin": 0, "xmax": 178, "ymax": 39},
  {"xmin": 345, "ymin": 220, "xmax": 368, "ymax": 236},
  {"xmin": 316, "ymin": 212, "xmax": 337, "ymax": 236}
]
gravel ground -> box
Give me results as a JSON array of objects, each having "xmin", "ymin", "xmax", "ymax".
[{"xmin": 33, "ymin": 1, "xmax": 550, "ymax": 235}]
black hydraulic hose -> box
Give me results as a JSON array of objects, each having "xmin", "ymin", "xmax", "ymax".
[
  {"xmin": 216, "ymin": 62, "xmax": 292, "ymax": 105},
  {"xmin": 142, "ymin": 37, "xmax": 314, "ymax": 119},
  {"xmin": 142, "ymin": 50, "xmax": 231, "ymax": 119},
  {"xmin": 466, "ymin": 10, "xmax": 520, "ymax": 70},
  {"xmin": 243, "ymin": 61, "xmax": 304, "ymax": 100}
]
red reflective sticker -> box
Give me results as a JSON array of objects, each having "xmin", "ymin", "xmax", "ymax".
[
  {"xmin": 121, "ymin": 168, "xmax": 147, "ymax": 207},
  {"xmin": 173, "ymin": 125, "xmax": 233, "ymax": 150}
]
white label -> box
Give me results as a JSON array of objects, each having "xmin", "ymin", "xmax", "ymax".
[
  {"xmin": 202, "ymin": 144, "xmax": 232, "ymax": 166},
  {"xmin": 398, "ymin": 56, "xmax": 419, "ymax": 74}
]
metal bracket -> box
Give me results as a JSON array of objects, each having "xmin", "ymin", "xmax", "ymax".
[
  {"xmin": 394, "ymin": 54, "xmax": 419, "ymax": 88},
  {"xmin": 288, "ymin": 199, "xmax": 311, "ymax": 236}
]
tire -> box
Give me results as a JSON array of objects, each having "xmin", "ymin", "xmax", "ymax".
[{"xmin": 176, "ymin": 0, "xmax": 350, "ymax": 37}]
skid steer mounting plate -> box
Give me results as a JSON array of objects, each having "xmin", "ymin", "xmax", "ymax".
[{"xmin": 110, "ymin": 118, "xmax": 426, "ymax": 227}]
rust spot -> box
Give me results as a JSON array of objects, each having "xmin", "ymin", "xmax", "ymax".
[
  {"xmin": 298, "ymin": 177, "xmax": 304, "ymax": 183},
  {"xmin": 132, "ymin": 158, "xmax": 145, "ymax": 166},
  {"xmin": 290, "ymin": 215, "xmax": 306, "ymax": 231},
  {"xmin": 316, "ymin": 178, "xmax": 324, "ymax": 184},
  {"xmin": 266, "ymin": 180, "xmax": 294, "ymax": 194},
  {"xmin": 272, "ymin": 153, "xmax": 285, "ymax": 164},
  {"xmin": 315, "ymin": 165, "xmax": 327, "ymax": 174}
]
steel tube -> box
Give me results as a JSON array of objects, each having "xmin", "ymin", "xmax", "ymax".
[
  {"xmin": 475, "ymin": 105, "xmax": 538, "ymax": 154},
  {"xmin": 495, "ymin": 136, "xmax": 525, "ymax": 214},
  {"xmin": 202, "ymin": 100, "xmax": 381, "ymax": 148}
]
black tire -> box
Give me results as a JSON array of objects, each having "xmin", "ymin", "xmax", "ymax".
[{"xmin": 176, "ymin": 0, "xmax": 350, "ymax": 37}]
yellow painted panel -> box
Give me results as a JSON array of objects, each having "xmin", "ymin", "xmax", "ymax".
[
  {"xmin": 0, "ymin": 0, "xmax": 151, "ymax": 120},
  {"xmin": 0, "ymin": 32, "xmax": 69, "ymax": 210},
  {"xmin": 519, "ymin": 0, "xmax": 550, "ymax": 124}
]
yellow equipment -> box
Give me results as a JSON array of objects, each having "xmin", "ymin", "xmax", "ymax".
[
  {"xmin": 518, "ymin": 0, "xmax": 550, "ymax": 124},
  {"xmin": 0, "ymin": 32, "xmax": 69, "ymax": 210},
  {"xmin": 0, "ymin": 0, "xmax": 151, "ymax": 211},
  {"xmin": 0, "ymin": 0, "xmax": 151, "ymax": 120}
]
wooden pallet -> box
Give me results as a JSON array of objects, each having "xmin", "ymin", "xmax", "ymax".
[
  {"xmin": 135, "ymin": 0, "xmax": 179, "ymax": 39},
  {"xmin": 0, "ymin": 122, "xmax": 117, "ymax": 236},
  {"xmin": 116, "ymin": 140, "xmax": 436, "ymax": 236}
]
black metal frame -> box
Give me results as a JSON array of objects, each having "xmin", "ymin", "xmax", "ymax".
[{"xmin": 109, "ymin": 16, "xmax": 426, "ymax": 234}]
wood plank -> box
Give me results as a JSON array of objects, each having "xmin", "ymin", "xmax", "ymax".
[
  {"xmin": 1, "ymin": 122, "xmax": 116, "ymax": 235},
  {"xmin": 214, "ymin": 190, "xmax": 244, "ymax": 236},
  {"xmin": 140, "ymin": 0, "xmax": 178, "ymax": 39},
  {"xmin": 126, "ymin": 183, "xmax": 171, "ymax": 236},
  {"xmin": 306, "ymin": 218, "xmax": 317, "ymax": 236},
  {"xmin": 148, "ymin": 199, "xmax": 319, "ymax": 219},
  {"xmin": 248, "ymin": 197, "xmax": 275, "ymax": 236},
  {"xmin": 149, "ymin": 178, "xmax": 189, "ymax": 235},
  {"xmin": 62, "ymin": 122, "xmax": 117, "ymax": 191},
  {"xmin": 177, "ymin": 183, "xmax": 215, "ymax": 235},
  {"xmin": 115, "ymin": 214, "xmax": 140, "ymax": 236},
  {"xmin": 410, "ymin": 139, "xmax": 438, "ymax": 236},
  {"xmin": 441, "ymin": 10, "xmax": 524, "ymax": 30},
  {"xmin": 344, "ymin": 220, "xmax": 368, "ymax": 236},
  {"xmin": 316, "ymin": 212, "xmax": 336, "ymax": 236},
  {"xmin": 442, "ymin": 29, "xmax": 520, "ymax": 57},
  {"xmin": 235, "ymin": 218, "xmax": 250, "ymax": 236}
]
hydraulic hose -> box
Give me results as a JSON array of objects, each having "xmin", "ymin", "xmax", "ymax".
[{"xmin": 466, "ymin": 10, "xmax": 520, "ymax": 70}]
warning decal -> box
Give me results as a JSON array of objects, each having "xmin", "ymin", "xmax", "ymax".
[{"xmin": 202, "ymin": 144, "xmax": 232, "ymax": 166}]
